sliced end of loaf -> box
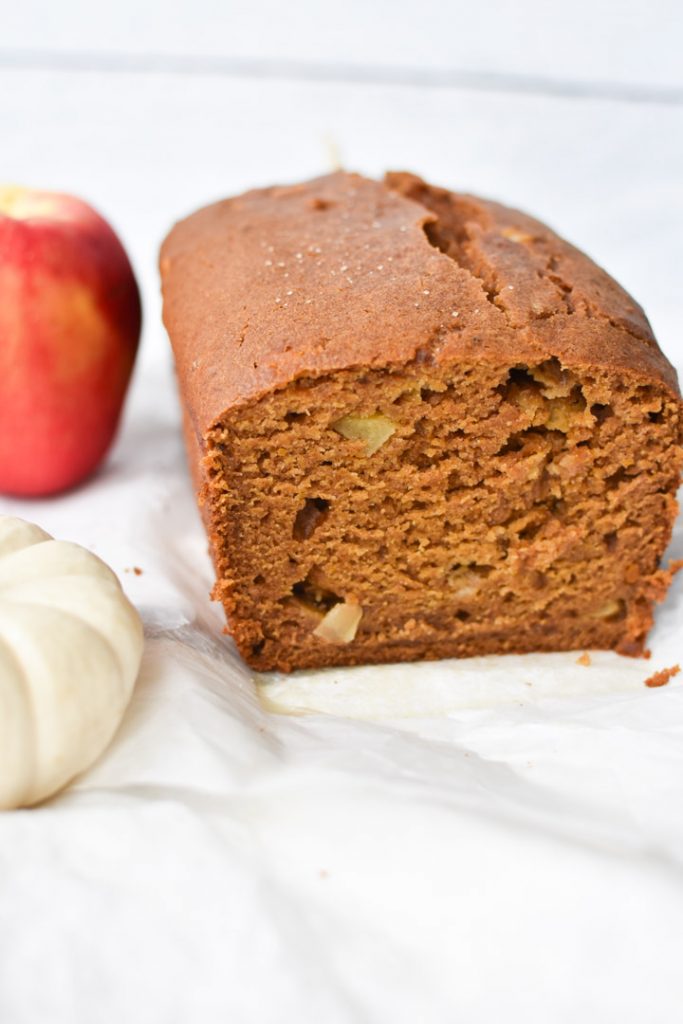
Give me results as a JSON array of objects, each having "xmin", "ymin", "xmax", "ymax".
[{"xmin": 201, "ymin": 356, "xmax": 682, "ymax": 672}]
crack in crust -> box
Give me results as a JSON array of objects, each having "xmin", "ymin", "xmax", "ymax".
[{"xmin": 385, "ymin": 171, "xmax": 655, "ymax": 348}]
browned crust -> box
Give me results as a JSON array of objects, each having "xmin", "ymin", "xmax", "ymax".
[{"xmin": 160, "ymin": 171, "xmax": 680, "ymax": 443}]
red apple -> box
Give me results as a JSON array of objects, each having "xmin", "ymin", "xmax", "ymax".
[{"xmin": 0, "ymin": 186, "xmax": 141, "ymax": 496}]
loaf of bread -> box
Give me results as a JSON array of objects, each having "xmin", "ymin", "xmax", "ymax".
[{"xmin": 160, "ymin": 171, "xmax": 682, "ymax": 672}]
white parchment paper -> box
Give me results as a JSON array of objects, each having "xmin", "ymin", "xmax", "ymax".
[{"xmin": 1, "ymin": 356, "xmax": 682, "ymax": 1024}]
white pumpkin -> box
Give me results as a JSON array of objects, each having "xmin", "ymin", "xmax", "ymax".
[{"xmin": 0, "ymin": 515, "xmax": 143, "ymax": 809}]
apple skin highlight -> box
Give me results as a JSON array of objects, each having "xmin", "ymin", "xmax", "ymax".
[{"xmin": 0, "ymin": 187, "xmax": 141, "ymax": 496}]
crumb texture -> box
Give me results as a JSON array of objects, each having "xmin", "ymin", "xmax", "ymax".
[
  {"xmin": 206, "ymin": 358, "xmax": 681, "ymax": 671},
  {"xmin": 160, "ymin": 172, "xmax": 683, "ymax": 672}
]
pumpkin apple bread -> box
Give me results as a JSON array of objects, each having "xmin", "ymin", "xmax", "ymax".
[{"xmin": 160, "ymin": 171, "xmax": 682, "ymax": 672}]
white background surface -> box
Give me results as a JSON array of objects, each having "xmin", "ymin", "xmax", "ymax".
[{"xmin": 1, "ymin": 2, "xmax": 683, "ymax": 1021}]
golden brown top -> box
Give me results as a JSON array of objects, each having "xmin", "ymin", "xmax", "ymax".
[{"xmin": 160, "ymin": 171, "xmax": 679, "ymax": 434}]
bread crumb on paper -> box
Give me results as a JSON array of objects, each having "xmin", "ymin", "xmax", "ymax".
[
  {"xmin": 644, "ymin": 665, "xmax": 680, "ymax": 688},
  {"xmin": 576, "ymin": 652, "xmax": 591, "ymax": 666}
]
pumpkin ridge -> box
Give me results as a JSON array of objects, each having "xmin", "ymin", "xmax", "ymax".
[{"xmin": 0, "ymin": 632, "xmax": 39, "ymax": 807}]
